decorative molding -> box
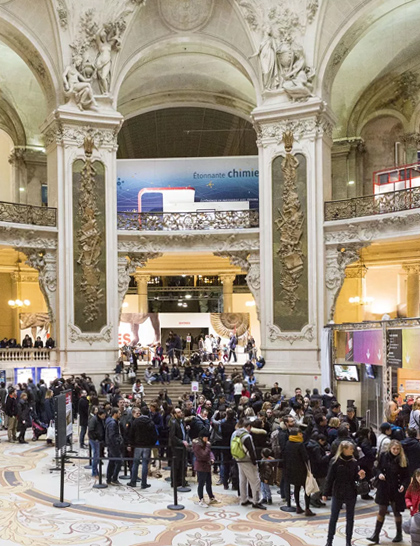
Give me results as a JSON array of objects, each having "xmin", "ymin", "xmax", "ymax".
[
  {"xmin": 68, "ymin": 323, "xmax": 112, "ymax": 345},
  {"xmin": 345, "ymin": 264, "xmax": 367, "ymax": 279},
  {"xmin": 255, "ymin": 111, "xmax": 333, "ymax": 147},
  {"xmin": 324, "ymin": 212, "xmax": 420, "ymax": 245},
  {"xmin": 43, "ymin": 121, "xmax": 121, "ymax": 151},
  {"xmin": 0, "ymin": 201, "xmax": 56, "ymax": 228},
  {"xmin": 0, "ymin": 226, "xmax": 57, "ymax": 250},
  {"xmin": 267, "ymin": 323, "xmax": 314, "ymax": 344},
  {"xmin": 403, "ymin": 263, "xmax": 420, "ymax": 275},
  {"xmin": 236, "ymin": 0, "xmax": 318, "ymax": 100},
  {"xmin": 158, "ymin": 0, "xmax": 214, "ymax": 31},
  {"xmin": 56, "ymin": 0, "xmax": 68, "ymax": 29},
  {"xmin": 10, "ymin": 271, "xmax": 39, "ymax": 283},
  {"xmin": 118, "ymin": 232, "xmax": 260, "ymax": 254}
]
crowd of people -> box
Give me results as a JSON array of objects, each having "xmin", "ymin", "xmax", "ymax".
[
  {"xmin": 4, "ymin": 363, "xmax": 420, "ymax": 546},
  {"xmin": 0, "ymin": 334, "xmax": 55, "ymax": 349}
]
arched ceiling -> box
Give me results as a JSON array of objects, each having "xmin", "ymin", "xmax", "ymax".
[
  {"xmin": 117, "ymin": 44, "xmax": 257, "ymax": 120},
  {"xmin": 0, "ymin": 41, "xmax": 47, "ymax": 146},
  {"xmin": 330, "ymin": 0, "xmax": 420, "ymax": 137},
  {"xmin": 117, "ymin": 107, "xmax": 257, "ymax": 159}
]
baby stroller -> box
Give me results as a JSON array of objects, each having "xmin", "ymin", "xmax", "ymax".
[{"xmin": 32, "ymin": 417, "xmax": 48, "ymax": 441}]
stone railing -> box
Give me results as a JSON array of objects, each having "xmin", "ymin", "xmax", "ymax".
[
  {"xmin": 324, "ymin": 187, "xmax": 420, "ymax": 221},
  {"xmin": 117, "ymin": 209, "xmax": 259, "ymax": 231},
  {"xmin": 0, "ymin": 201, "xmax": 57, "ymax": 227},
  {"xmin": 0, "ymin": 348, "xmax": 57, "ymax": 362}
]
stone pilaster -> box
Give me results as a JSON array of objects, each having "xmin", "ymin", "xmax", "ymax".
[
  {"xmin": 42, "ymin": 104, "xmax": 123, "ymax": 374},
  {"xmin": 403, "ymin": 263, "xmax": 420, "ymax": 317},
  {"xmin": 219, "ymin": 274, "xmax": 236, "ymax": 313},
  {"xmin": 134, "ymin": 273, "xmax": 151, "ymax": 314},
  {"xmin": 253, "ymin": 98, "xmax": 335, "ymax": 391}
]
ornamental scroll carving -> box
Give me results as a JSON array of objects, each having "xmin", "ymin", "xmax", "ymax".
[
  {"xmin": 325, "ymin": 244, "xmax": 365, "ymax": 321},
  {"xmin": 22, "ymin": 249, "xmax": 57, "ymax": 324},
  {"xmin": 117, "ymin": 252, "xmax": 162, "ymax": 313},
  {"xmin": 276, "ymin": 131, "xmax": 304, "ymax": 311},
  {"xmin": 68, "ymin": 323, "xmax": 112, "ymax": 345},
  {"xmin": 268, "ymin": 323, "xmax": 314, "ymax": 344}
]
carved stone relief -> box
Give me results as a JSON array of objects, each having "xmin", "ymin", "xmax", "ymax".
[
  {"xmin": 65, "ymin": 1, "xmax": 147, "ymax": 103},
  {"xmin": 237, "ymin": 0, "xmax": 318, "ymax": 100},
  {"xmin": 73, "ymin": 137, "xmax": 106, "ymax": 329},
  {"xmin": 158, "ymin": 0, "xmax": 214, "ymax": 31},
  {"xmin": 56, "ymin": 0, "xmax": 69, "ymax": 29},
  {"xmin": 43, "ymin": 121, "xmax": 120, "ymax": 151}
]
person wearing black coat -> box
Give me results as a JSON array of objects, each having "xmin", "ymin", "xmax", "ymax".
[
  {"xmin": 17, "ymin": 393, "xmax": 30, "ymax": 443},
  {"xmin": 88, "ymin": 408, "xmax": 106, "ymax": 479},
  {"xmin": 105, "ymin": 408, "xmax": 124, "ymax": 485},
  {"xmin": 323, "ymin": 441, "xmax": 365, "ymax": 546},
  {"xmin": 356, "ymin": 427, "xmax": 376, "ymax": 499},
  {"xmin": 306, "ymin": 433, "xmax": 331, "ymax": 507},
  {"xmin": 5, "ymin": 388, "xmax": 18, "ymax": 442},
  {"xmin": 220, "ymin": 409, "xmax": 238, "ymax": 490},
  {"xmin": 368, "ymin": 440, "xmax": 410, "ymax": 544},
  {"xmin": 402, "ymin": 428, "xmax": 420, "ymax": 478},
  {"xmin": 169, "ymin": 407, "xmax": 189, "ymax": 488},
  {"xmin": 128, "ymin": 406, "xmax": 158, "ymax": 488},
  {"xmin": 282, "ymin": 427, "xmax": 315, "ymax": 516},
  {"xmin": 78, "ymin": 391, "xmax": 90, "ymax": 449}
]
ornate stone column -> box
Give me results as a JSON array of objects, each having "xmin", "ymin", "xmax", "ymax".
[
  {"xmin": 253, "ymin": 98, "xmax": 335, "ymax": 391},
  {"xmin": 404, "ymin": 263, "xmax": 420, "ymax": 317},
  {"xmin": 42, "ymin": 105, "xmax": 123, "ymax": 375},
  {"xmin": 134, "ymin": 273, "xmax": 150, "ymax": 314},
  {"xmin": 219, "ymin": 274, "xmax": 236, "ymax": 313},
  {"xmin": 331, "ymin": 138, "xmax": 365, "ymax": 199}
]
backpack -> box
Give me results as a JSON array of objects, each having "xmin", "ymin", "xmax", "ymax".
[
  {"xmin": 231, "ymin": 431, "xmax": 248, "ymax": 460},
  {"xmin": 270, "ymin": 429, "xmax": 282, "ymax": 459}
]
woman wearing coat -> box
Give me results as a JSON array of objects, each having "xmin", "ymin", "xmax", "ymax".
[
  {"xmin": 17, "ymin": 392, "xmax": 30, "ymax": 444},
  {"xmin": 323, "ymin": 441, "xmax": 365, "ymax": 546},
  {"xmin": 368, "ymin": 440, "xmax": 410, "ymax": 544},
  {"xmin": 282, "ymin": 427, "xmax": 315, "ymax": 516}
]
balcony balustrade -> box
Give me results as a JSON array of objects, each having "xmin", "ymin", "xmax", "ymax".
[
  {"xmin": 0, "ymin": 348, "xmax": 57, "ymax": 363},
  {"xmin": 117, "ymin": 209, "xmax": 259, "ymax": 231},
  {"xmin": 324, "ymin": 186, "xmax": 420, "ymax": 221},
  {"xmin": 0, "ymin": 201, "xmax": 57, "ymax": 227}
]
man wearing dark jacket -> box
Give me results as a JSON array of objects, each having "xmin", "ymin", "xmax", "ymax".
[
  {"xmin": 105, "ymin": 408, "xmax": 124, "ymax": 485},
  {"xmin": 78, "ymin": 391, "xmax": 89, "ymax": 449},
  {"xmin": 5, "ymin": 388, "xmax": 18, "ymax": 442},
  {"xmin": 169, "ymin": 407, "xmax": 189, "ymax": 488},
  {"xmin": 402, "ymin": 428, "xmax": 420, "ymax": 477},
  {"xmin": 306, "ymin": 433, "xmax": 331, "ymax": 507},
  {"xmin": 220, "ymin": 408, "xmax": 238, "ymax": 490},
  {"xmin": 88, "ymin": 408, "xmax": 106, "ymax": 479},
  {"xmin": 128, "ymin": 406, "xmax": 158, "ymax": 488},
  {"xmin": 17, "ymin": 392, "xmax": 30, "ymax": 444}
]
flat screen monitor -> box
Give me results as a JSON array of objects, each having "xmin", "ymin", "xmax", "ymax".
[
  {"xmin": 334, "ymin": 364, "xmax": 360, "ymax": 382},
  {"xmin": 365, "ymin": 364, "xmax": 376, "ymax": 379}
]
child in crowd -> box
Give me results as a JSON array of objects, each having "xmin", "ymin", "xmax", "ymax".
[
  {"xmin": 403, "ymin": 503, "xmax": 420, "ymax": 546},
  {"xmin": 222, "ymin": 345, "xmax": 229, "ymax": 362},
  {"xmin": 259, "ymin": 447, "xmax": 275, "ymax": 505},
  {"xmin": 406, "ymin": 468, "xmax": 420, "ymax": 516}
]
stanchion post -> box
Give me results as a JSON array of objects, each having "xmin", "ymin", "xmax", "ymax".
[
  {"xmin": 177, "ymin": 447, "xmax": 191, "ymax": 492},
  {"xmin": 53, "ymin": 452, "xmax": 71, "ymax": 508},
  {"xmin": 84, "ymin": 442, "xmax": 92, "ymax": 470},
  {"xmin": 119, "ymin": 457, "xmax": 130, "ymax": 480},
  {"xmin": 93, "ymin": 456, "xmax": 108, "ymax": 489},
  {"xmin": 167, "ymin": 454, "xmax": 184, "ymax": 510}
]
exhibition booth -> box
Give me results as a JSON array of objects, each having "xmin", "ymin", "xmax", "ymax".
[{"xmin": 328, "ymin": 318, "xmax": 420, "ymax": 429}]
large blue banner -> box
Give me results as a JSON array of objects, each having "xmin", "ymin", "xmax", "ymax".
[{"xmin": 117, "ymin": 156, "xmax": 259, "ymax": 212}]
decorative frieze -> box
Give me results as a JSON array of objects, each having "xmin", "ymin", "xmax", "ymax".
[
  {"xmin": 267, "ymin": 323, "xmax": 314, "ymax": 344},
  {"xmin": 68, "ymin": 323, "xmax": 112, "ymax": 345}
]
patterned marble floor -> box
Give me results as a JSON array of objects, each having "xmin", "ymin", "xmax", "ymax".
[{"xmin": 0, "ymin": 431, "xmax": 412, "ymax": 546}]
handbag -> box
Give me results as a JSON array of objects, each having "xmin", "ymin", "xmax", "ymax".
[
  {"xmin": 46, "ymin": 420, "xmax": 55, "ymax": 441},
  {"xmin": 305, "ymin": 462, "xmax": 320, "ymax": 495},
  {"xmin": 356, "ymin": 480, "xmax": 370, "ymax": 496}
]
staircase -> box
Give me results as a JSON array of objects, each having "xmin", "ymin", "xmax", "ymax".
[{"xmin": 101, "ymin": 360, "xmax": 268, "ymax": 405}]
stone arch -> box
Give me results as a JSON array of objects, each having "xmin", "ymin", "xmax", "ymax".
[{"xmin": 0, "ymin": 12, "xmax": 60, "ymax": 112}]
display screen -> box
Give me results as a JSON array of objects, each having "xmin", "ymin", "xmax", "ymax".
[
  {"xmin": 334, "ymin": 365, "xmax": 360, "ymax": 382},
  {"xmin": 365, "ymin": 364, "xmax": 376, "ymax": 379}
]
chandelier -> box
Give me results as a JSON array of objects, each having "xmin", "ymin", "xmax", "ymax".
[
  {"xmin": 348, "ymin": 296, "xmax": 374, "ymax": 305},
  {"xmin": 8, "ymin": 253, "xmax": 30, "ymax": 309}
]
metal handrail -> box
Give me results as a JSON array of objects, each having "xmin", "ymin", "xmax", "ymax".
[
  {"xmin": 324, "ymin": 186, "xmax": 420, "ymax": 221},
  {"xmin": 117, "ymin": 209, "xmax": 259, "ymax": 231}
]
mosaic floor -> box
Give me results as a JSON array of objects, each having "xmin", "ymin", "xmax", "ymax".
[{"xmin": 0, "ymin": 431, "xmax": 412, "ymax": 546}]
